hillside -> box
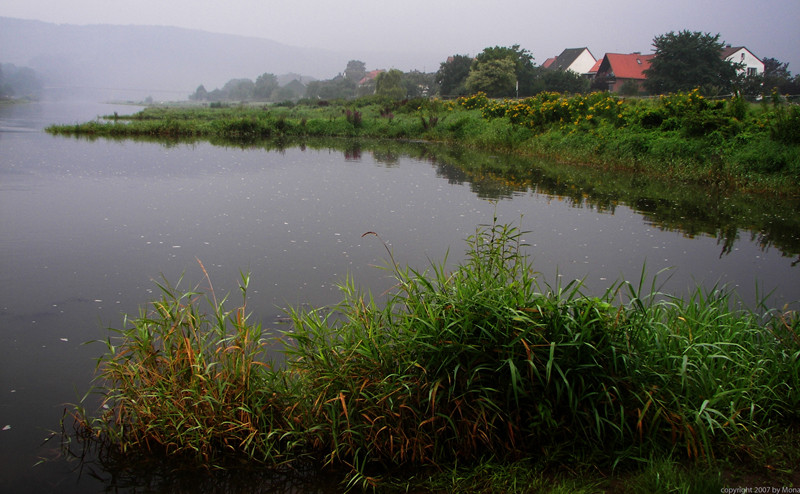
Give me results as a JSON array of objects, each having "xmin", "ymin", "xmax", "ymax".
[{"xmin": 0, "ymin": 17, "xmax": 439, "ymax": 100}]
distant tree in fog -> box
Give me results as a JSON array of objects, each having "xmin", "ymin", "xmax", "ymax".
[
  {"xmin": 189, "ymin": 84, "xmax": 208, "ymax": 101},
  {"xmin": 0, "ymin": 63, "xmax": 43, "ymax": 99},
  {"xmin": 375, "ymin": 69, "xmax": 405, "ymax": 99},
  {"xmin": 254, "ymin": 73, "xmax": 279, "ymax": 100},
  {"xmin": 305, "ymin": 76, "xmax": 356, "ymax": 100},
  {"xmin": 344, "ymin": 60, "xmax": 367, "ymax": 83},
  {"xmin": 222, "ymin": 78, "xmax": 255, "ymax": 101}
]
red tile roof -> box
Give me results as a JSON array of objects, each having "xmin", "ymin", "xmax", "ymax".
[
  {"xmin": 358, "ymin": 69, "xmax": 385, "ymax": 85},
  {"xmin": 602, "ymin": 53, "xmax": 654, "ymax": 79},
  {"xmin": 542, "ymin": 57, "xmax": 556, "ymax": 68}
]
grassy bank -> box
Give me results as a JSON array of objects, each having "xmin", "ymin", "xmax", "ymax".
[
  {"xmin": 70, "ymin": 219, "xmax": 799, "ymax": 491},
  {"xmin": 46, "ymin": 90, "xmax": 800, "ymax": 194}
]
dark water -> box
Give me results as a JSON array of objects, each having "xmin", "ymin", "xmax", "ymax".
[{"xmin": 1, "ymin": 101, "xmax": 798, "ymax": 492}]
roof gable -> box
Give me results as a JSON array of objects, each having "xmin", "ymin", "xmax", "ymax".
[
  {"xmin": 720, "ymin": 45, "xmax": 763, "ymax": 64},
  {"xmin": 549, "ymin": 48, "xmax": 584, "ymax": 71}
]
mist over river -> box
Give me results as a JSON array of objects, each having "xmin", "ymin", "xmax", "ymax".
[{"xmin": 1, "ymin": 100, "xmax": 798, "ymax": 492}]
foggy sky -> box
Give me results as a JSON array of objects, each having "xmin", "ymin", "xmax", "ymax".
[{"xmin": 2, "ymin": 0, "xmax": 799, "ymax": 73}]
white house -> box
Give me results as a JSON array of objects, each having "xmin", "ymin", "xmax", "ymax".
[
  {"xmin": 720, "ymin": 45, "xmax": 764, "ymax": 77},
  {"xmin": 543, "ymin": 48, "xmax": 597, "ymax": 77}
]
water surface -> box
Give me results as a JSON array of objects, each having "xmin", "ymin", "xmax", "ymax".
[{"xmin": 1, "ymin": 100, "xmax": 798, "ymax": 492}]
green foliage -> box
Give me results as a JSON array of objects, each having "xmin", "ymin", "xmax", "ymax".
[
  {"xmin": 472, "ymin": 45, "xmax": 538, "ymax": 97},
  {"xmin": 375, "ymin": 69, "xmax": 407, "ymax": 100},
  {"xmin": 305, "ymin": 77, "xmax": 357, "ymax": 100},
  {"xmin": 540, "ymin": 67, "xmax": 592, "ymax": 94},
  {"xmin": 768, "ymin": 103, "xmax": 800, "ymax": 145},
  {"xmin": 436, "ymin": 54, "xmax": 473, "ymax": 97},
  {"xmin": 344, "ymin": 60, "xmax": 366, "ymax": 83},
  {"xmin": 644, "ymin": 30, "xmax": 740, "ymax": 95},
  {"xmin": 73, "ymin": 217, "xmax": 800, "ymax": 487},
  {"xmin": 466, "ymin": 58, "xmax": 517, "ymax": 97},
  {"xmin": 46, "ymin": 91, "xmax": 800, "ymax": 193},
  {"xmin": 619, "ymin": 79, "xmax": 642, "ymax": 97}
]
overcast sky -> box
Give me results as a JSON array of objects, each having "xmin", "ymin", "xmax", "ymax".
[{"xmin": 2, "ymin": 0, "xmax": 799, "ymax": 72}]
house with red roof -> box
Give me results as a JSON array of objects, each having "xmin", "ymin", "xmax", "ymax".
[
  {"xmin": 593, "ymin": 52, "xmax": 655, "ymax": 93},
  {"xmin": 358, "ymin": 69, "xmax": 385, "ymax": 86}
]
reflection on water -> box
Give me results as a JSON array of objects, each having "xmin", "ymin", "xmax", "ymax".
[{"xmin": 1, "ymin": 101, "xmax": 798, "ymax": 493}]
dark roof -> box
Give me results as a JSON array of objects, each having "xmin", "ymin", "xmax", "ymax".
[
  {"xmin": 720, "ymin": 45, "xmax": 762, "ymax": 63},
  {"xmin": 547, "ymin": 47, "xmax": 592, "ymax": 71},
  {"xmin": 720, "ymin": 45, "xmax": 745, "ymax": 59}
]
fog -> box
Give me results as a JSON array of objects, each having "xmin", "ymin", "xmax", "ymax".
[{"xmin": 0, "ymin": 17, "xmax": 442, "ymax": 101}]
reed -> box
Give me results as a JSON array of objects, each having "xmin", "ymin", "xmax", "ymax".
[{"xmin": 72, "ymin": 219, "xmax": 799, "ymax": 487}]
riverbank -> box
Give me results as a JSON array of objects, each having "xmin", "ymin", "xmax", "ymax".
[
  {"xmin": 46, "ymin": 90, "xmax": 800, "ymax": 195},
  {"xmin": 70, "ymin": 219, "xmax": 799, "ymax": 491}
]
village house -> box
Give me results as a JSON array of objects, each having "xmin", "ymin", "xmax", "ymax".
[
  {"xmin": 542, "ymin": 47, "xmax": 597, "ymax": 77},
  {"xmin": 592, "ymin": 52, "xmax": 655, "ymax": 93},
  {"xmin": 720, "ymin": 45, "xmax": 765, "ymax": 76}
]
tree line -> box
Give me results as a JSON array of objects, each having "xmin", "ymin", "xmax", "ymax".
[
  {"xmin": 190, "ymin": 30, "xmax": 799, "ymax": 103},
  {"xmin": 0, "ymin": 63, "xmax": 43, "ymax": 100}
]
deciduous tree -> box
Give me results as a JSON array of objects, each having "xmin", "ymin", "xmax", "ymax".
[
  {"xmin": 344, "ymin": 60, "xmax": 366, "ymax": 83},
  {"xmin": 465, "ymin": 58, "xmax": 516, "ymax": 97},
  {"xmin": 643, "ymin": 30, "xmax": 739, "ymax": 95},
  {"xmin": 436, "ymin": 54, "xmax": 472, "ymax": 97},
  {"xmin": 254, "ymin": 73, "xmax": 279, "ymax": 100},
  {"xmin": 472, "ymin": 45, "xmax": 537, "ymax": 97},
  {"xmin": 375, "ymin": 69, "xmax": 406, "ymax": 100}
]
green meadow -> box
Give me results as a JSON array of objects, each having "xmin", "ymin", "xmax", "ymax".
[{"xmin": 48, "ymin": 90, "xmax": 800, "ymax": 195}]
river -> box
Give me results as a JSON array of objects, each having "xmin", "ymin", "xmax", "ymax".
[{"xmin": 1, "ymin": 99, "xmax": 798, "ymax": 492}]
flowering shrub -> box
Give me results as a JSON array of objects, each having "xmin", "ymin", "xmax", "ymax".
[{"xmin": 455, "ymin": 91, "xmax": 626, "ymax": 133}]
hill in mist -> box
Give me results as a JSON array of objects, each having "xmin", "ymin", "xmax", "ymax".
[{"xmin": 0, "ymin": 17, "xmax": 440, "ymax": 101}]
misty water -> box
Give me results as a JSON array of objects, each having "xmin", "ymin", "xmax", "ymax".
[{"xmin": 1, "ymin": 100, "xmax": 799, "ymax": 492}]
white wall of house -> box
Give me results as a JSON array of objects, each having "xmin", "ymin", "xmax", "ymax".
[
  {"xmin": 725, "ymin": 48, "xmax": 765, "ymax": 76},
  {"xmin": 567, "ymin": 49, "xmax": 597, "ymax": 75}
]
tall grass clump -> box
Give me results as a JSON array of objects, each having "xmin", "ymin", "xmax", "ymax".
[
  {"xmin": 72, "ymin": 267, "xmax": 307, "ymax": 468},
  {"xmin": 282, "ymin": 216, "xmax": 799, "ymax": 479},
  {"xmin": 72, "ymin": 219, "xmax": 799, "ymax": 487}
]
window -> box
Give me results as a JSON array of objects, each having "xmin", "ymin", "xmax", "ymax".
[{"xmin": 747, "ymin": 67, "xmax": 757, "ymax": 76}]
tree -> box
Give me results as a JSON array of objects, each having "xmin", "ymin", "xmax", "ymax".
[
  {"xmin": 0, "ymin": 63, "xmax": 43, "ymax": 99},
  {"xmin": 375, "ymin": 69, "xmax": 406, "ymax": 100},
  {"xmin": 222, "ymin": 78, "xmax": 255, "ymax": 101},
  {"xmin": 474, "ymin": 45, "xmax": 537, "ymax": 97},
  {"xmin": 254, "ymin": 73, "xmax": 279, "ymax": 100},
  {"xmin": 272, "ymin": 79, "xmax": 306, "ymax": 101},
  {"xmin": 539, "ymin": 67, "xmax": 590, "ymax": 94},
  {"xmin": 305, "ymin": 76, "xmax": 356, "ymax": 100},
  {"xmin": 465, "ymin": 58, "xmax": 516, "ymax": 97},
  {"xmin": 643, "ymin": 30, "xmax": 739, "ymax": 95},
  {"xmin": 189, "ymin": 84, "xmax": 208, "ymax": 101},
  {"xmin": 344, "ymin": 60, "xmax": 366, "ymax": 83},
  {"xmin": 762, "ymin": 57, "xmax": 800, "ymax": 94},
  {"xmin": 403, "ymin": 70, "xmax": 436, "ymax": 98},
  {"xmin": 436, "ymin": 55, "xmax": 472, "ymax": 97}
]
